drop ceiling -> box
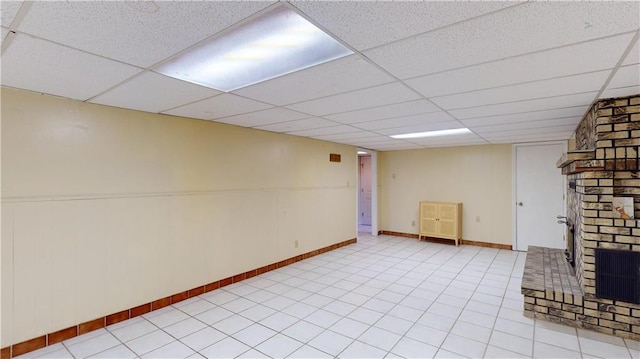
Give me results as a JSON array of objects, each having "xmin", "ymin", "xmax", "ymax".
[{"xmin": 1, "ymin": 1, "xmax": 639, "ymax": 151}]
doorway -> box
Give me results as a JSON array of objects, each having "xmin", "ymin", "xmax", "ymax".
[
  {"xmin": 359, "ymin": 155, "xmax": 372, "ymax": 230},
  {"xmin": 357, "ymin": 150, "xmax": 377, "ymax": 236},
  {"xmin": 514, "ymin": 142, "xmax": 566, "ymax": 251}
]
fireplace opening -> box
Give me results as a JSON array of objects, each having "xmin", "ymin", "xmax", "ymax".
[
  {"xmin": 595, "ymin": 248, "xmax": 640, "ymax": 304},
  {"xmin": 565, "ymin": 222, "xmax": 575, "ymax": 268}
]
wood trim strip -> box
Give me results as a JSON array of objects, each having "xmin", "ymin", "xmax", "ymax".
[
  {"xmin": 47, "ymin": 326, "xmax": 77, "ymax": 345},
  {"xmin": 460, "ymin": 239, "xmax": 511, "ymax": 250},
  {"xmin": 2, "ymin": 237, "xmax": 357, "ymax": 358},
  {"xmin": 105, "ymin": 310, "xmax": 130, "ymax": 326},
  {"xmin": 11, "ymin": 336, "xmax": 46, "ymax": 357},
  {"xmin": 379, "ymin": 230, "xmax": 511, "ymax": 250},
  {"xmin": 78, "ymin": 318, "xmax": 104, "ymax": 335}
]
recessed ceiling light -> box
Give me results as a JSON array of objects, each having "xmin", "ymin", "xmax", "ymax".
[
  {"xmin": 390, "ymin": 128, "xmax": 472, "ymax": 139},
  {"xmin": 154, "ymin": 5, "xmax": 353, "ymax": 92}
]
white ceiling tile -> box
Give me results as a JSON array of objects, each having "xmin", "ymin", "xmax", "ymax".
[
  {"xmin": 601, "ymin": 85, "xmax": 640, "ymax": 100},
  {"xmin": 460, "ymin": 106, "xmax": 589, "ymax": 127},
  {"xmin": 314, "ymin": 132, "xmax": 383, "ymax": 141},
  {"xmin": 432, "ymin": 71, "xmax": 610, "ymax": 110},
  {"xmin": 353, "ymin": 112, "xmax": 455, "ymax": 131},
  {"xmin": 1, "ymin": 34, "xmax": 141, "ymax": 100},
  {"xmin": 215, "ymin": 108, "xmax": 310, "ymax": 128},
  {"xmin": 406, "ymin": 34, "xmax": 634, "ymax": 98},
  {"xmin": 479, "ymin": 124, "xmax": 577, "ymax": 138},
  {"xmin": 163, "ymin": 94, "xmax": 272, "ymax": 120},
  {"xmin": 233, "ymin": 55, "xmax": 394, "ymax": 106},
  {"xmin": 407, "ymin": 133, "xmax": 483, "ymax": 143},
  {"xmin": 17, "ymin": 1, "xmax": 274, "ymax": 67},
  {"xmin": 291, "ymin": 1, "xmax": 520, "ymax": 51},
  {"xmin": 287, "ymin": 125, "xmax": 362, "ymax": 137},
  {"xmin": 449, "ymin": 92, "xmax": 598, "ymax": 120},
  {"xmin": 470, "ymin": 117, "xmax": 581, "ymax": 134},
  {"xmin": 485, "ymin": 132, "xmax": 573, "ymax": 143},
  {"xmin": 326, "ymin": 99, "xmax": 440, "ymax": 124},
  {"xmin": 365, "ymin": 2, "xmax": 640, "ymax": 79},
  {"xmin": 408, "ymin": 137, "xmax": 488, "ymax": 148},
  {"xmin": 350, "ymin": 136, "xmax": 398, "ymax": 144},
  {"xmin": 375, "ymin": 121, "xmax": 464, "ymax": 136},
  {"xmin": 1, "ymin": 1, "xmax": 22, "ymax": 27},
  {"xmin": 254, "ymin": 118, "xmax": 339, "ymax": 133},
  {"xmin": 607, "ymin": 64, "xmax": 640, "ymax": 89},
  {"xmin": 286, "ymin": 82, "xmax": 421, "ymax": 116},
  {"xmin": 351, "ymin": 139, "xmax": 407, "ymax": 147},
  {"xmin": 90, "ymin": 72, "xmax": 220, "ymax": 113},
  {"xmin": 368, "ymin": 143, "xmax": 422, "ymax": 151},
  {"xmin": 623, "ymin": 39, "xmax": 639, "ymax": 66}
]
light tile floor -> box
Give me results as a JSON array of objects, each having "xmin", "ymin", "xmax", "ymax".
[{"xmin": 17, "ymin": 233, "xmax": 640, "ymax": 358}]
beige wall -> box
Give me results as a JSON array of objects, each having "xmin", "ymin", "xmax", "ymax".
[
  {"xmin": 378, "ymin": 145, "xmax": 513, "ymax": 245},
  {"xmin": 1, "ymin": 88, "xmax": 356, "ymax": 346}
]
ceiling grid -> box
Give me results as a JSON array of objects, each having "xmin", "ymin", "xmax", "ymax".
[{"xmin": 1, "ymin": 1, "xmax": 638, "ymax": 151}]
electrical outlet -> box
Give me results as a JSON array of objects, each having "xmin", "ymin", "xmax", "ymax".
[
  {"xmin": 411, "ymin": 220, "xmax": 416, "ymax": 226},
  {"xmin": 294, "ymin": 240, "xmax": 299, "ymax": 248}
]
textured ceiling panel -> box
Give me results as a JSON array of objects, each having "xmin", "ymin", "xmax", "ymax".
[
  {"xmin": 326, "ymin": 99, "xmax": 440, "ymax": 124},
  {"xmin": 1, "ymin": 34, "xmax": 141, "ymax": 100},
  {"xmin": 215, "ymin": 108, "xmax": 311, "ymax": 128},
  {"xmin": 90, "ymin": 72, "xmax": 220, "ymax": 113},
  {"xmin": 623, "ymin": 39, "xmax": 639, "ymax": 66},
  {"xmin": 352, "ymin": 112, "xmax": 456, "ymax": 131},
  {"xmin": 1, "ymin": 1, "xmax": 22, "ymax": 27},
  {"xmin": 163, "ymin": 94, "xmax": 272, "ymax": 120},
  {"xmin": 408, "ymin": 136, "xmax": 487, "ymax": 147},
  {"xmin": 432, "ymin": 71, "xmax": 610, "ymax": 110},
  {"xmin": 286, "ymin": 82, "xmax": 421, "ymax": 116},
  {"xmin": 315, "ymin": 132, "xmax": 385, "ymax": 142},
  {"xmin": 1, "ymin": 27, "xmax": 9, "ymax": 42},
  {"xmin": 470, "ymin": 117, "xmax": 581, "ymax": 134},
  {"xmin": 365, "ymin": 2, "xmax": 640, "ymax": 79},
  {"xmin": 291, "ymin": 1, "xmax": 519, "ymax": 50},
  {"xmin": 460, "ymin": 106, "xmax": 590, "ymax": 127},
  {"xmin": 406, "ymin": 33, "xmax": 634, "ymax": 98},
  {"xmin": 606, "ymin": 64, "xmax": 640, "ymax": 89},
  {"xmin": 253, "ymin": 117, "xmax": 339, "ymax": 133},
  {"xmin": 287, "ymin": 125, "xmax": 362, "ymax": 137},
  {"xmin": 449, "ymin": 92, "xmax": 598, "ymax": 120},
  {"xmin": 478, "ymin": 124, "xmax": 577, "ymax": 138},
  {"xmin": 375, "ymin": 121, "xmax": 464, "ymax": 136},
  {"xmin": 17, "ymin": 1, "xmax": 275, "ymax": 67},
  {"xmin": 233, "ymin": 55, "xmax": 394, "ymax": 106}
]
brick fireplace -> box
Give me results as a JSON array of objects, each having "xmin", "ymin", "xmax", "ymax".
[{"xmin": 522, "ymin": 94, "xmax": 640, "ymax": 340}]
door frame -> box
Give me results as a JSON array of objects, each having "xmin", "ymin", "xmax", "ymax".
[
  {"xmin": 512, "ymin": 141, "xmax": 567, "ymax": 251},
  {"xmin": 356, "ymin": 148, "xmax": 378, "ymax": 236}
]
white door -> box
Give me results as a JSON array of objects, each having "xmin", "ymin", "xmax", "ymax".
[
  {"xmin": 515, "ymin": 143, "xmax": 565, "ymax": 251},
  {"xmin": 359, "ymin": 156, "xmax": 372, "ymax": 226}
]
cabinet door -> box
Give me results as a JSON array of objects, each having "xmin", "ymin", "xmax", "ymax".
[
  {"xmin": 437, "ymin": 203, "xmax": 458, "ymax": 238},
  {"xmin": 420, "ymin": 202, "xmax": 438, "ymax": 235}
]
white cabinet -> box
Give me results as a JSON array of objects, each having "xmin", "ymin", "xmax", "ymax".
[{"xmin": 419, "ymin": 201, "xmax": 462, "ymax": 246}]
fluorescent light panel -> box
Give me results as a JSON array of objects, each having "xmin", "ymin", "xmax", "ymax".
[
  {"xmin": 390, "ymin": 128, "xmax": 472, "ymax": 139},
  {"xmin": 357, "ymin": 151, "xmax": 368, "ymax": 155},
  {"xmin": 155, "ymin": 6, "xmax": 353, "ymax": 92}
]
